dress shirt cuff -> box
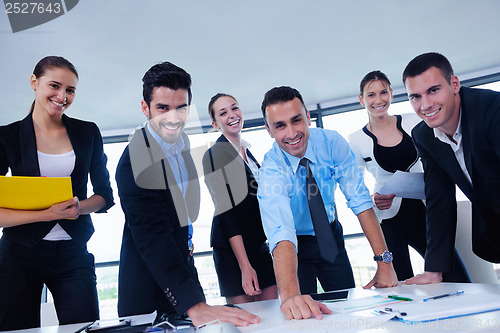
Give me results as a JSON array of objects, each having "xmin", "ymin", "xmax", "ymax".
[
  {"xmin": 349, "ymin": 201, "xmax": 374, "ymax": 216},
  {"xmin": 268, "ymin": 231, "xmax": 298, "ymax": 254}
]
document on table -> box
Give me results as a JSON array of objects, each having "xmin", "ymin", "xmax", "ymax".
[
  {"xmin": 374, "ymin": 292, "xmax": 500, "ymax": 323},
  {"xmin": 378, "ymin": 171, "xmax": 425, "ymax": 200},
  {"xmin": 253, "ymin": 312, "xmax": 394, "ymax": 333},
  {"xmin": 326, "ymin": 295, "xmax": 406, "ymax": 313},
  {"xmin": 0, "ymin": 175, "xmax": 73, "ymax": 210}
]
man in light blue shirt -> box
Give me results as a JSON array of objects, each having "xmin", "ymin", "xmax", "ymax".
[{"xmin": 257, "ymin": 86, "xmax": 398, "ymax": 321}]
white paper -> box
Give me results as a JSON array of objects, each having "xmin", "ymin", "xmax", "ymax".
[
  {"xmin": 374, "ymin": 292, "xmax": 500, "ymax": 322},
  {"xmin": 325, "ymin": 295, "xmax": 407, "ymax": 313},
  {"xmin": 255, "ymin": 312, "xmax": 394, "ymax": 333},
  {"xmin": 378, "ymin": 171, "xmax": 425, "ymax": 200}
]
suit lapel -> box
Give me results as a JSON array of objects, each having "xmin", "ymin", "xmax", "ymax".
[
  {"xmin": 19, "ymin": 113, "xmax": 40, "ymax": 176},
  {"xmin": 217, "ymin": 135, "xmax": 246, "ymax": 170},
  {"xmin": 460, "ymin": 98, "xmax": 474, "ymax": 183},
  {"xmin": 62, "ymin": 115, "xmax": 85, "ymax": 180},
  {"xmin": 218, "ymin": 135, "xmax": 261, "ymax": 200},
  {"xmin": 181, "ymin": 135, "xmax": 200, "ymax": 223},
  {"xmin": 246, "ymin": 148, "xmax": 260, "ymax": 168},
  {"xmin": 217, "ymin": 134, "xmax": 259, "ymax": 175},
  {"xmin": 135, "ymin": 127, "xmax": 194, "ymax": 225},
  {"xmin": 426, "ymin": 129, "xmax": 474, "ymax": 198}
]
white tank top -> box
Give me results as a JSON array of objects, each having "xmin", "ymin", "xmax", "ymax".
[{"xmin": 37, "ymin": 150, "xmax": 76, "ymax": 241}]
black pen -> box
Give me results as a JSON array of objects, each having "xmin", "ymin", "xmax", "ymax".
[
  {"xmin": 74, "ymin": 320, "xmax": 95, "ymax": 333},
  {"xmin": 422, "ymin": 290, "xmax": 464, "ymax": 302}
]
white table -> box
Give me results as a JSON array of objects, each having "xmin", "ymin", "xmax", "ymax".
[
  {"xmin": 9, "ymin": 283, "xmax": 500, "ymax": 333},
  {"xmin": 237, "ymin": 283, "xmax": 500, "ymax": 332},
  {"xmin": 9, "ymin": 313, "xmax": 155, "ymax": 333}
]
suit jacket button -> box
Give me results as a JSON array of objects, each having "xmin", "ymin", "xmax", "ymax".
[
  {"xmin": 172, "ymin": 300, "xmax": 178, "ymax": 306},
  {"xmin": 166, "ymin": 292, "xmax": 172, "ymax": 297},
  {"xmin": 165, "ymin": 288, "xmax": 170, "ymax": 293}
]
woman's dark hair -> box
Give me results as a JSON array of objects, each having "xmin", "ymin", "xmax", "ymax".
[
  {"xmin": 208, "ymin": 93, "xmax": 237, "ymax": 122},
  {"xmin": 359, "ymin": 70, "xmax": 391, "ymax": 95},
  {"xmin": 30, "ymin": 56, "xmax": 79, "ymax": 113}
]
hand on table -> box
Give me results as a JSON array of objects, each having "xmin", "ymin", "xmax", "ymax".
[
  {"xmin": 186, "ymin": 302, "xmax": 260, "ymax": 327},
  {"xmin": 280, "ymin": 294, "xmax": 332, "ymax": 320},
  {"xmin": 403, "ymin": 271, "xmax": 443, "ymax": 285},
  {"xmin": 363, "ymin": 263, "xmax": 398, "ymax": 289}
]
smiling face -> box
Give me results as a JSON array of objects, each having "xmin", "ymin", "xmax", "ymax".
[
  {"xmin": 405, "ymin": 66, "xmax": 461, "ymax": 136},
  {"xmin": 359, "ymin": 79, "xmax": 393, "ymax": 118},
  {"xmin": 211, "ymin": 96, "xmax": 244, "ymax": 137},
  {"xmin": 31, "ymin": 67, "xmax": 78, "ymax": 118},
  {"xmin": 265, "ymin": 97, "xmax": 311, "ymax": 158},
  {"xmin": 142, "ymin": 86, "xmax": 189, "ymax": 144}
]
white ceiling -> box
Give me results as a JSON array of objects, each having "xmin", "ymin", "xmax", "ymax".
[{"xmin": 1, "ymin": 0, "xmax": 500, "ymax": 137}]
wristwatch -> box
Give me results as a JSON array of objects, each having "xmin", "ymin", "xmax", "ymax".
[{"xmin": 374, "ymin": 250, "xmax": 393, "ymax": 263}]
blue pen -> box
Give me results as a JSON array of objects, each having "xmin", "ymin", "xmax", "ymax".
[{"xmin": 422, "ymin": 290, "xmax": 464, "ymax": 302}]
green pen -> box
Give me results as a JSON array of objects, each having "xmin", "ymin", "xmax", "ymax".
[{"xmin": 388, "ymin": 295, "xmax": 413, "ymax": 301}]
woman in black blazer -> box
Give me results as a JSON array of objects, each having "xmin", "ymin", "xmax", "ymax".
[
  {"xmin": 0, "ymin": 56, "xmax": 114, "ymax": 330},
  {"xmin": 202, "ymin": 93, "xmax": 277, "ymax": 304}
]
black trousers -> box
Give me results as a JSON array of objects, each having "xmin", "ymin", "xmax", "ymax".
[
  {"xmin": 297, "ymin": 221, "xmax": 355, "ymax": 295},
  {"xmin": 0, "ymin": 237, "xmax": 99, "ymax": 331},
  {"xmin": 381, "ymin": 198, "xmax": 471, "ymax": 282}
]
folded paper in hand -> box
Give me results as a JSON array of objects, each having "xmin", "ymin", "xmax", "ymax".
[{"xmin": 378, "ymin": 171, "xmax": 425, "ymax": 200}]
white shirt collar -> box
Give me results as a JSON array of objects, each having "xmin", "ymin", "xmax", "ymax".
[
  {"xmin": 147, "ymin": 123, "xmax": 185, "ymax": 156},
  {"xmin": 227, "ymin": 136, "xmax": 251, "ymax": 152},
  {"xmin": 433, "ymin": 108, "xmax": 463, "ymax": 151}
]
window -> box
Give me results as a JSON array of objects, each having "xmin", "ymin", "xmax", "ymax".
[
  {"xmin": 5, "ymin": 77, "xmax": 500, "ymax": 320},
  {"xmin": 88, "ymin": 142, "xmax": 128, "ymax": 263}
]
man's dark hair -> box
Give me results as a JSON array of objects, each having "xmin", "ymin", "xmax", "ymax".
[
  {"xmin": 402, "ymin": 52, "xmax": 454, "ymax": 85},
  {"xmin": 261, "ymin": 86, "xmax": 307, "ymax": 124},
  {"xmin": 142, "ymin": 61, "xmax": 192, "ymax": 107}
]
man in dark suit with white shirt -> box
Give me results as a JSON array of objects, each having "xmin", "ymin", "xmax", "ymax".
[
  {"xmin": 115, "ymin": 61, "xmax": 259, "ymax": 327},
  {"xmin": 402, "ymin": 52, "xmax": 500, "ymax": 285}
]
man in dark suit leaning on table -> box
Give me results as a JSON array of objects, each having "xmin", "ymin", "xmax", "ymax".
[
  {"xmin": 115, "ymin": 61, "xmax": 259, "ymax": 327},
  {"xmin": 403, "ymin": 52, "xmax": 500, "ymax": 285}
]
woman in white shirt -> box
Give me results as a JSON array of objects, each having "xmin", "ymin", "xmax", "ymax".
[
  {"xmin": 0, "ymin": 56, "xmax": 114, "ymax": 330},
  {"xmin": 348, "ymin": 70, "xmax": 470, "ymax": 283}
]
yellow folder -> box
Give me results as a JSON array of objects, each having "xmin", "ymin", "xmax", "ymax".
[{"xmin": 0, "ymin": 176, "xmax": 73, "ymax": 210}]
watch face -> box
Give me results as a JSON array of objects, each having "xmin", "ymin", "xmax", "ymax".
[{"xmin": 382, "ymin": 251, "xmax": 393, "ymax": 263}]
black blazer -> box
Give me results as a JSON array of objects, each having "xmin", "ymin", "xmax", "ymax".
[
  {"xmin": 0, "ymin": 113, "xmax": 114, "ymax": 247},
  {"xmin": 116, "ymin": 127, "xmax": 205, "ymax": 317},
  {"xmin": 202, "ymin": 135, "xmax": 267, "ymax": 250},
  {"xmin": 412, "ymin": 87, "xmax": 500, "ymax": 268}
]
